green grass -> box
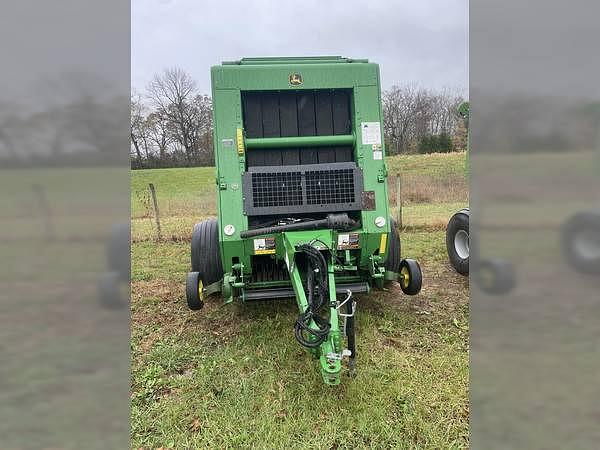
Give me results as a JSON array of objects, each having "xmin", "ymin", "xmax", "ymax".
[
  {"xmin": 131, "ymin": 232, "xmax": 469, "ymax": 449},
  {"xmin": 386, "ymin": 152, "xmax": 467, "ymax": 179},
  {"xmin": 131, "ymin": 152, "xmax": 470, "ymax": 448},
  {"xmin": 131, "ymin": 166, "xmax": 216, "ymax": 218}
]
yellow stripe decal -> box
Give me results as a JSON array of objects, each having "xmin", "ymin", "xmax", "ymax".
[
  {"xmin": 255, "ymin": 249, "xmax": 276, "ymax": 255},
  {"xmin": 236, "ymin": 128, "xmax": 245, "ymax": 155},
  {"xmin": 379, "ymin": 233, "xmax": 388, "ymax": 254}
]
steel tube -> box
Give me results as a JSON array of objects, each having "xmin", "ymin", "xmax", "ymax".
[{"xmin": 245, "ymin": 134, "xmax": 354, "ymax": 149}]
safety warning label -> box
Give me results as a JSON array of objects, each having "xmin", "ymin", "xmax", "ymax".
[
  {"xmin": 361, "ymin": 122, "xmax": 382, "ymax": 145},
  {"xmin": 254, "ymin": 237, "xmax": 276, "ymax": 254},
  {"xmin": 337, "ymin": 233, "xmax": 360, "ymax": 250}
]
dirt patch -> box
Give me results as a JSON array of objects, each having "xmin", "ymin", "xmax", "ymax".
[{"xmin": 131, "ymin": 278, "xmax": 244, "ymax": 354}]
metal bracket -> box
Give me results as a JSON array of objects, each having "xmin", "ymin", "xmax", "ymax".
[
  {"xmin": 326, "ymin": 349, "xmax": 352, "ymax": 362},
  {"xmin": 203, "ymin": 280, "xmax": 222, "ymax": 297},
  {"xmin": 337, "ymin": 289, "xmax": 356, "ymax": 318},
  {"xmin": 337, "ymin": 289, "xmax": 357, "ymax": 339}
]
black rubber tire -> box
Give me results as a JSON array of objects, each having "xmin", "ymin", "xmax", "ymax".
[
  {"xmin": 561, "ymin": 211, "xmax": 600, "ymax": 274},
  {"xmin": 186, "ymin": 271, "xmax": 204, "ymax": 310},
  {"xmin": 446, "ymin": 209, "xmax": 469, "ymax": 276},
  {"xmin": 107, "ymin": 223, "xmax": 130, "ymax": 281},
  {"xmin": 384, "ymin": 217, "xmax": 401, "ymax": 274},
  {"xmin": 475, "ymin": 258, "xmax": 516, "ymax": 295},
  {"xmin": 399, "ymin": 259, "xmax": 422, "ymax": 295},
  {"xmin": 191, "ymin": 219, "xmax": 224, "ymax": 285}
]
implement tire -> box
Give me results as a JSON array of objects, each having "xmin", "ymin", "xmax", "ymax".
[
  {"xmin": 446, "ymin": 209, "xmax": 470, "ymax": 276},
  {"xmin": 399, "ymin": 259, "xmax": 422, "ymax": 296},
  {"xmin": 186, "ymin": 271, "xmax": 204, "ymax": 310},
  {"xmin": 191, "ymin": 219, "xmax": 224, "ymax": 285}
]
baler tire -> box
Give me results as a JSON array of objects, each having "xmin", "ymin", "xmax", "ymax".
[
  {"xmin": 399, "ymin": 259, "xmax": 422, "ymax": 296},
  {"xmin": 186, "ymin": 271, "xmax": 204, "ymax": 310},
  {"xmin": 384, "ymin": 217, "xmax": 401, "ymax": 284},
  {"xmin": 446, "ymin": 209, "xmax": 470, "ymax": 276},
  {"xmin": 191, "ymin": 219, "xmax": 224, "ymax": 285}
]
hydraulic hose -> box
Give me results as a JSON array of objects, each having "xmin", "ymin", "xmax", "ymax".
[
  {"xmin": 294, "ymin": 243, "xmax": 331, "ymax": 348},
  {"xmin": 240, "ymin": 213, "xmax": 357, "ymax": 239}
]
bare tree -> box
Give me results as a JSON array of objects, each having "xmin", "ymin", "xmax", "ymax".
[
  {"xmin": 146, "ymin": 111, "xmax": 171, "ymax": 163},
  {"xmin": 147, "ymin": 68, "xmax": 198, "ymax": 166},
  {"xmin": 131, "ymin": 91, "xmax": 146, "ymax": 167},
  {"xmin": 383, "ymin": 84, "xmax": 465, "ymax": 154},
  {"xmin": 191, "ymin": 94, "xmax": 214, "ymax": 165},
  {"xmin": 383, "ymin": 84, "xmax": 418, "ymax": 154}
]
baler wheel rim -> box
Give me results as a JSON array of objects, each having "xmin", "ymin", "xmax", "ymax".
[
  {"xmin": 400, "ymin": 266, "xmax": 411, "ymax": 289},
  {"xmin": 454, "ymin": 229, "xmax": 470, "ymax": 260},
  {"xmin": 198, "ymin": 279, "xmax": 204, "ymax": 302}
]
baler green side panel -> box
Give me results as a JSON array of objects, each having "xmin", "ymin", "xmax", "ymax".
[
  {"xmin": 353, "ymin": 83, "xmax": 390, "ymax": 267},
  {"xmin": 211, "ymin": 87, "xmax": 248, "ymax": 271}
]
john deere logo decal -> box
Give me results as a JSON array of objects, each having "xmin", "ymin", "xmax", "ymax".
[{"xmin": 289, "ymin": 73, "xmax": 303, "ymax": 86}]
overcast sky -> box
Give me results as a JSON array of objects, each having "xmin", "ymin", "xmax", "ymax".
[{"xmin": 132, "ymin": 0, "xmax": 468, "ymax": 96}]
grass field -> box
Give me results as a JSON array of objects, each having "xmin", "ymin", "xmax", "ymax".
[{"xmin": 131, "ymin": 152, "xmax": 469, "ymax": 449}]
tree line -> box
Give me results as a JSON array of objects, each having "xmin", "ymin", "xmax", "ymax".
[
  {"xmin": 131, "ymin": 68, "xmax": 467, "ymax": 169},
  {"xmin": 131, "ymin": 68, "xmax": 214, "ymax": 169},
  {"xmin": 383, "ymin": 84, "xmax": 466, "ymax": 155}
]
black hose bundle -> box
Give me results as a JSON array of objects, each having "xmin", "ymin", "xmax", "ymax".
[
  {"xmin": 294, "ymin": 244, "xmax": 331, "ymax": 348},
  {"xmin": 241, "ymin": 213, "xmax": 357, "ymax": 239}
]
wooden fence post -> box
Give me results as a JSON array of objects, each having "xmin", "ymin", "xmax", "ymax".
[
  {"xmin": 148, "ymin": 183, "xmax": 162, "ymax": 240},
  {"xmin": 396, "ymin": 175, "xmax": 402, "ymax": 228}
]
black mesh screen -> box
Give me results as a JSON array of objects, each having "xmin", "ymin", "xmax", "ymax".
[
  {"xmin": 305, "ymin": 168, "xmax": 355, "ymax": 205},
  {"xmin": 242, "ymin": 162, "xmax": 363, "ymax": 216},
  {"xmin": 251, "ymin": 172, "xmax": 302, "ymax": 208}
]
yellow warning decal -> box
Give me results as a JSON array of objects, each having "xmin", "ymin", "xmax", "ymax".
[
  {"xmin": 379, "ymin": 233, "xmax": 388, "ymax": 254},
  {"xmin": 255, "ymin": 249, "xmax": 276, "ymax": 255},
  {"xmin": 236, "ymin": 128, "xmax": 245, "ymax": 155},
  {"xmin": 254, "ymin": 237, "xmax": 276, "ymax": 255}
]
